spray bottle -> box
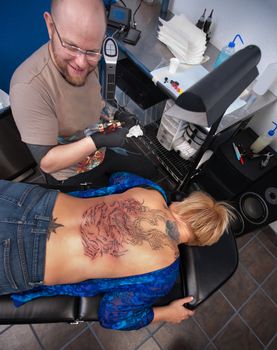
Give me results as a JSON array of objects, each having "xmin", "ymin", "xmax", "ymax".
[
  {"xmin": 213, "ymin": 34, "xmax": 244, "ymax": 68},
  {"xmin": 250, "ymin": 121, "xmax": 277, "ymax": 153}
]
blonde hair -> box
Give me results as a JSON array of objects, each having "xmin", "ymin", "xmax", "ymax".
[{"xmin": 171, "ymin": 191, "xmax": 234, "ymax": 246}]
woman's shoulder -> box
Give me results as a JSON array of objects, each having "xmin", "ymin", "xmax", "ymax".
[{"xmin": 124, "ymin": 187, "xmax": 167, "ymax": 207}]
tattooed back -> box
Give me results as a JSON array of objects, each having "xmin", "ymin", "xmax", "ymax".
[{"xmin": 44, "ymin": 188, "xmax": 181, "ymax": 285}]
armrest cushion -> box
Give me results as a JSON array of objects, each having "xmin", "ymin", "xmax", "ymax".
[
  {"xmin": 179, "ymin": 230, "xmax": 238, "ymax": 309},
  {"xmin": 0, "ymin": 295, "xmax": 77, "ymax": 324}
]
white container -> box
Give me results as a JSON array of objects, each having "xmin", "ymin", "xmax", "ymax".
[
  {"xmin": 157, "ymin": 119, "xmax": 186, "ymax": 150},
  {"xmin": 157, "ymin": 99, "xmax": 188, "ymax": 150},
  {"xmin": 168, "ymin": 57, "xmax": 180, "ymax": 74},
  {"xmin": 250, "ymin": 122, "xmax": 277, "ymax": 153}
]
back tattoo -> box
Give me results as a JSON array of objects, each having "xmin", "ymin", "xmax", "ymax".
[{"xmin": 80, "ymin": 198, "xmax": 180, "ymax": 260}]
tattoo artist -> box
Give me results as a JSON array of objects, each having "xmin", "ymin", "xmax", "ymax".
[{"xmin": 10, "ymin": 0, "xmax": 156, "ymax": 187}]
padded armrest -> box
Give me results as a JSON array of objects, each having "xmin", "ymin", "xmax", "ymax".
[
  {"xmin": 78, "ymin": 281, "xmax": 184, "ymax": 321},
  {"xmin": 179, "ymin": 230, "xmax": 238, "ymax": 309},
  {"xmin": 77, "ymin": 295, "xmax": 103, "ymax": 321},
  {"xmin": 0, "ymin": 295, "xmax": 77, "ymax": 324}
]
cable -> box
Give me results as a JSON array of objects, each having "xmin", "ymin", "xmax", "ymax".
[
  {"xmin": 112, "ymin": 25, "xmax": 126, "ymax": 38},
  {"xmin": 119, "ymin": 0, "xmax": 127, "ymax": 7},
  {"xmin": 132, "ymin": 0, "xmax": 143, "ymax": 29}
]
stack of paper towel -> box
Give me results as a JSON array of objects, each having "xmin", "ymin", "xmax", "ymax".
[{"xmin": 157, "ymin": 14, "xmax": 207, "ymax": 65}]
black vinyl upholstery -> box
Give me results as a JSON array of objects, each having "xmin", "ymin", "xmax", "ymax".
[
  {"xmin": 0, "ymin": 108, "xmax": 36, "ymax": 180},
  {"xmin": 180, "ymin": 230, "xmax": 238, "ymax": 309},
  {"xmin": 0, "ymin": 296, "xmax": 77, "ymax": 324}
]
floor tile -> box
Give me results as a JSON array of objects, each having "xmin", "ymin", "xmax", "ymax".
[
  {"xmin": 137, "ymin": 337, "xmax": 161, "ymax": 350},
  {"xmin": 146, "ymin": 321, "xmax": 164, "ymax": 334},
  {"xmin": 0, "ymin": 324, "xmax": 11, "ymax": 334},
  {"xmin": 257, "ymin": 226, "xmax": 277, "ymax": 258},
  {"xmin": 267, "ymin": 335, "xmax": 277, "ymax": 350},
  {"xmin": 240, "ymin": 237, "xmax": 276, "ymax": 284},
  {"xmin": 214, "ymin": 315, "xmax": 263, "ymax": 350},
  {"xmin": 262, "ymin": 268, "xmax": 277, "ymax": 304},
  {"xmin": 220, "ymin": 263, "xmax": 258, "ymax": 309},
  {"xmin": 32, "ymin": 322, "xmax": 87, "ymax": 350},
  {"xmin": 92, "ymin": 322, "xmax": 149, "ymax": 350},
  {"xmin": 193, "ymin": 291, "xmax": 235, "ymax": 338},
  {"xmin": 204, "ymin": 342, "xmax": 217, "ymax": 350},
  {"xmin": 236, "ymin": 231, "xmax": 255, "ymax": 250},
  {"xmin": 154, "ymin": 318, "xmax": 209, "ymax": 350},
  {"xmin": 239, "ymin": 289, "xmax": 277, "ymax": 346},
  {"xmin": 63, "ymin": 328, "xmax": 102, "ymax": 350},
  {"xmin": 0, "ymin": 325, "xmax": 42, "ymax": 350}
]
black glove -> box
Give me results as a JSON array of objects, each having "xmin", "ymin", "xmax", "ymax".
[
  {"xmin": 114, "ymin": 109, "xmax": 138, "ymax": 129},
  {"xmin": 90, "ymin": 127, "xmax": 128, "ymax": 149}
]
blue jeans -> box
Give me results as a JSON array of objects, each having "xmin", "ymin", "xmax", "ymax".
[{"xmin": 0, "ymin": 180, "xmax": 58, "ymax": 295}]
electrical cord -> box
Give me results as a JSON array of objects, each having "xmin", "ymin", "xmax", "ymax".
[
  {"xmin": 132, "ymin": 0, "xmax": 143, "ymax": 29},
  {"xmin": 112, "ymin": 25, "xmax": 126, "ymax": 37},
  {"xmin": 119, "ymin": 0, "xmax": 127, "ymax": 7}
]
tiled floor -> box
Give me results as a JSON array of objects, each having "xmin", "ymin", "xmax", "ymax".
[{"xmin": 1, "ymin": 168, "xmax": 276, "ymax": 350}]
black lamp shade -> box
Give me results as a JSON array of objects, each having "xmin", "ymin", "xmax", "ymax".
[{"xmin": 175, "ymin": 45, "xmax": 261, "ymax": 127}]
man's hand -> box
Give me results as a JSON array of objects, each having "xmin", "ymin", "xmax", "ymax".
[
  {"xmin": 152, "ymin": 296, "xmax": 195, "ymax": 324},
  {"xmin": 114, "ymin": 109, "xmax": 138, "ymax": 129},
  {"xmin": 90, "ymin": 127, "xmax": 128, "ymax": 149}
]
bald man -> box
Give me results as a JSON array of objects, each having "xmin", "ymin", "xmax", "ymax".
[{"xmin": 10, "ymin": 0, "xmax": 156, "ymax": 187}]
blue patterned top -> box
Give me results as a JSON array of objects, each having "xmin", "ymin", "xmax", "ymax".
[{"xmin": 11, "ymin": 172, "xmax": 179, "ymax": 331}]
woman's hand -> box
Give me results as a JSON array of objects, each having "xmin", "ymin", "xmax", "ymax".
[{"xmin": 152, "ymin": 296, "xmax": 195, "ymax": 324}]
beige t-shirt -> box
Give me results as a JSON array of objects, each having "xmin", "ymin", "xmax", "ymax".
[{"xmin": 10, "ymin": 43, "xmax": 105, "ymax": 180}]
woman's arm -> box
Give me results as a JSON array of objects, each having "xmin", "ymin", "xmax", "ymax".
[{"xmin": 152, "ymin": 296, "xmax": 195, "ymax": 324}]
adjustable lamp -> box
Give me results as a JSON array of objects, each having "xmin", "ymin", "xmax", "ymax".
[{"xmin": 175, "ymin": 45, "xmax": 261, "ymax": 192}]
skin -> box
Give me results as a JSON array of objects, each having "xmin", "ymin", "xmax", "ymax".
[
  {"xmin": 44, "ymin": 0, "xmax": 106, "ymax": 87},
  {"xmin": 44, "ymin": 187, "xmax": 195, "ymax": 324},
  {"xmin": 40, "ymin": 0, "xmax": 107, "ymax": 174}
]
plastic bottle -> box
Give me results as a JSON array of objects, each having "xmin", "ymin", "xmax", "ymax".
[
  {"xmin": 213, "ymin": 34, "xmax": 244, "ymax": 68},
  {"xmin": 203, "ymin": 9, "xmax": 213, "ymax": 34},
  {"xmin": 250, "ymin": 121, "xmax": 277, "ymax": 153},
  {"xmin": 196, "ymin": 9, "xmax": 206, "ymax": 30},
  {"xmin": 160, "ymin": 0, "xmax": 170, "ymax": 19}
]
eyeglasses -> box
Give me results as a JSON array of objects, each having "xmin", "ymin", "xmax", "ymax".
[{"xmin": 51, "ymin": 18, "xmax": 102, "ymax": 62}]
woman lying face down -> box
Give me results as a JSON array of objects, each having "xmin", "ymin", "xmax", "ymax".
[{"xmin": 0, "ymin": 179, "xmax": 233, "ymax": 330}]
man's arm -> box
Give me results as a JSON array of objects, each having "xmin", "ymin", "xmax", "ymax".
[
  {"xmin": 30, "ymin": 127, "xmax": 128, "ymax": 174},
  {"xmin": 39, "ymin": 137, "xmax": 97, "ymax": 174}
]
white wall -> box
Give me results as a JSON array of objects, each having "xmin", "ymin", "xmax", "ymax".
[{"xmin": 169, "ymin": 0, "xmax": 277, "ymax": 73}]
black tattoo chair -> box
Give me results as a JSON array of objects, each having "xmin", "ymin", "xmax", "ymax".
[
  {"xmin": 0, "ymin": 107, "xmax": 36, "ymax": 182},
  {"xmin": 1, "ymin": 45, "xmax": 262, "ymax": 325},
  {"xmin": 0, "ymin": 230, "xmax": 238, "ymax": 324}
]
